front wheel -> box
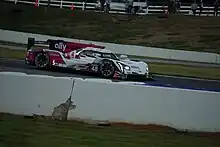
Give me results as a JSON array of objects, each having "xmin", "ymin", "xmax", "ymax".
[
  {"xmin": 99, "ymin": 60, "xmax": 115, "ymax": 78},
  {"xmin": 35, "ymin": 52, "xmax": 50, "ymax": 69}
]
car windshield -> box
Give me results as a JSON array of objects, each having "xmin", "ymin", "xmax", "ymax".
[
  {"xmin": 102, "ymin": 53, "xmax": 119, "ymax": 60},
  {"xmin": 75, "ymin": 48, "xmax": 83, "ymax": 53}
]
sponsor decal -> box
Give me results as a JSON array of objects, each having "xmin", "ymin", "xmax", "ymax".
[
  {"xmin": 49, "ymin": 52, "xmax": 60, "ymax": 57},
  {"xmin": 91, "ymin": 65, "xmax": 99, "ymax": 72},
  {"xmin": 54, "ymin": 42, "xmax": 67, "ymax": 51}
]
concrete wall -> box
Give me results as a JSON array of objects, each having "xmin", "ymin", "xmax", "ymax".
[
  {"xmin": 70, "ymin": 79, "xmax": 220, "ymax": 132},
  {"xmin": 169, "ymin": 49, "xmax": 219, "ymax": 63},
  {"xmin": 217, "ymin": 54, "xmax": 220, "ymax": 64},
  {"xmin": 1, "ymin": 72, "xmax": 220, "ymax": 132},
  {"xmin": 0, "ymin": 29, "xmax": 219, "ymax": 64},
  {"xmin": 0, "ymin": 72, "xmax": 73, "ymax": 116}
]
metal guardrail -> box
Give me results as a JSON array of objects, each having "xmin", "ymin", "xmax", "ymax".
[
  {"xmin": 6, "ymin": 0, "xmax": 96, "ymax": 10},
  {"xmin": 5, "ymin": 0, "xmax": 219, "ymax": 16}
]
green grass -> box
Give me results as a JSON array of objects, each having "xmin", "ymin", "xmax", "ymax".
[
  {"xmin": 0, "ymin": 2, "xmax": 220, "ymax": 53},
  {"xmin": 0, "ymin": 113, "xmax": 220, "ymax": 147},
  {"xmin": 1, "ymin": 47, "xmax": 220, "ymax": 80},
  {"xmin": 0, "ymin": 47, "xmax": 26, "ymax": 60},
  {"xmin": 150, "ymin": 63, "xmax": 220, "ymax": 80}
]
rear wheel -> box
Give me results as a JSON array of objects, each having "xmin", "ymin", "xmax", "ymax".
[
  {"xmin": 99, "ymin": 60, "xmax": 115, "ymax": 78},
  {"xmin": 35, "ymin": 52, "xmax": 50, "ymax": 69}
]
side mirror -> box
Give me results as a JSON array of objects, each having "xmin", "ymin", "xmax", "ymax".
[{"xmin": 120, "ymin": 54, "xmax": 128, "ymax": 60}]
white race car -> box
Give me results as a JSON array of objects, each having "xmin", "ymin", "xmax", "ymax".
[{"xmin": 25, "ymin": 38, "xmax": 150, "ymax": 80}]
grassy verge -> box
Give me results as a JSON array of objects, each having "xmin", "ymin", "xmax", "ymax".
[
  {"xmin": 1, "ymin": 48, "xmax": 220, "ymax": 80},
  {"xmin": 0, "ymin": 48, "xmax": 26, "ymax": 60},
  {"xmin": 0, "ymin": 2, "xmax": 220, "ymax": 53},
  {"xmin": 0, "ymin": 113, "xmax": 220, "ymax": 147}
]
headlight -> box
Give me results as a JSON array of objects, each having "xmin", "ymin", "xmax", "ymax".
[
  {"xmin": 117, "ymin": 62, "xmax": 130, "ymax": 72},
  {"xmin": 146, "ymin": 66, "xmax": 149, "ymax": 74},
  {"xmin": 124, "ymin": 66, "xmax": 130, "ymax": 70}
]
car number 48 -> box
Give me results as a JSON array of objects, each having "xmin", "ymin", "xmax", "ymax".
[{"xmin": 91, "ymin": 65, "xmax": 98, "ymax": 72}]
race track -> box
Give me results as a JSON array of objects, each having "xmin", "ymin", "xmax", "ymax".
[{"xmin": 1, "ymin": 58, "xmax": 220, "ymax": 92}]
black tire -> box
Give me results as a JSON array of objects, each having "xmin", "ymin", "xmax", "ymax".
[
  {"xmin": 99, "ymin": 60, "xmax": 115, "ymax": 78},
  {"xmin": 35, "ymin": 52, "xmax": 50, "ymax": 69}
]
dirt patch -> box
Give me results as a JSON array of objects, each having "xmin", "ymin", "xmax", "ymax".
[{"xmin": 111, "ymin": 122, "xmax": 220, "ymax": 138}]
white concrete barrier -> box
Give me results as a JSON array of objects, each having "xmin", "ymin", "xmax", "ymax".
[
  {"xmin": 1, "ymin": 72, "xmax": 220, "ymax": 132},
  {"xmin": 217, "ymin": 54, "xmax": 220, "ymax": 64},
  {"xmin": 169, "ymin": 49, "xmax": 219, "ymax": 63},
  {"xmin": 69, "ymin": 79, "xmax": 220, "ymax": 132},
  {"xmin": 0, "ymin": 72, "xmax": 74, "ymax": 116},
  {"xmin": 0, "ymin": 29, "xmax": 219, "ymax": 64}
]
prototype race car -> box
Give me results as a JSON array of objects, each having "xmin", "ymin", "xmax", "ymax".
[{"xmin": 25, "ymin": 38, "xmax": 150, "ymax": 80}]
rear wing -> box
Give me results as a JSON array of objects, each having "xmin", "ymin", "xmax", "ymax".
[
  {"xmin": 27, "ymin": 37, "xmax": 105, "ymax": 51},
  {"xmin": 27, "ymin": 37, "xmax": 48, "ymax": 50}
]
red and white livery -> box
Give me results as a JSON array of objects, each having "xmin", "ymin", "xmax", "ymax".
[{"xmin": 25, "ymin": 38, "xmax": 150, "ymax": 80}]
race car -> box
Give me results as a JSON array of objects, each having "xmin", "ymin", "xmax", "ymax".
[{"xmin": 25, "ymin": 38, "xmax": 150, "ymax": 80}]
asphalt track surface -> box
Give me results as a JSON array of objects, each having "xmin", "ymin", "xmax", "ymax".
[{"xmin": 1, "ymin": 58, "xmax": 220, "ymax": 92}]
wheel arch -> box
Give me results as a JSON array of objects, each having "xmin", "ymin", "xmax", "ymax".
[{"xmin": 30, "ymin": 50, "xmax": 46, "ymax": 65}]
